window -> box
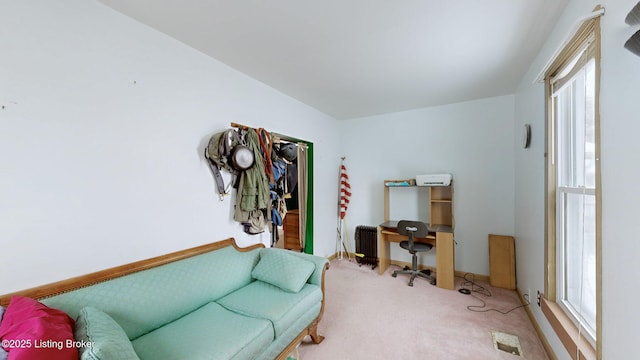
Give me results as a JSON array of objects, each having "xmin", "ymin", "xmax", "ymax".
[
  {"xmin": 554, "ymin": 54, "xmax": 597, "ymax": 341},
  {"xmin": 544, "ymin": 9, "xmax": 601, "ymax": 360}
]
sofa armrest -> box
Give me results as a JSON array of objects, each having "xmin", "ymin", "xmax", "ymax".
[{"xmin": 281, "ymin": 251, "xmax": 329, "ymax": 287}]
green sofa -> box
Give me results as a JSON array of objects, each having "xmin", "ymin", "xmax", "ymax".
[{"xmin": 0, "ymin": 238, "xmax": 329, "ymax": 360}]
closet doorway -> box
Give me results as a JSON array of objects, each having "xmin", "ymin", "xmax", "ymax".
[{"xmin": 272, "ymin": 134, "xmax": 314, "ymax": 254}]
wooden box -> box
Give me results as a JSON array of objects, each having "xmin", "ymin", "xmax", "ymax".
[
  {"xmin": 283, "ymin": 209, "xmax": 301, "ymax": 251},
  {"xmin": 488, "ymin": 234, "xmax": 516, "ymax": 290}
]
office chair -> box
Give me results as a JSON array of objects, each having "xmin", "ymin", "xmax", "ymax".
[{"xmin": 391, "ymin": 220, "xmax": 436, "ymax": 287}]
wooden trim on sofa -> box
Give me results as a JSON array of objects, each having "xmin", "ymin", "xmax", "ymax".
[
  {"xmin": 275, "ymin": 260, "xmax": 330, "ymax": 360},
  {"xmin": 0, "ymin": 238, "xmax": 263, "ymax": 306}
]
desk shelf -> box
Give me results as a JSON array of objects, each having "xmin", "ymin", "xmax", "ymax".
[
  {"xmin": 429, "ymin": 184, "xmax": 454, "ymax": 228},
  {"xmin": 383, "ymin": 179, "xmax": 454, "ymax": 228},
  {"xmin": 380, "ymin": 179, "xmax": 455, "ymax": 290},
  {"xmin": 380, "ymin": 229, "xmax": 436, "ymax": 240}
]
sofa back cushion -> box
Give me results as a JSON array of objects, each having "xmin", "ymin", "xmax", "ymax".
[
  {"xmin": 74, "ymin": 306, "xmax": 140, "ymax": 360},
  {"xmin": 41, "ymin": 245, "xmax": 260, "ymax": 340},
  {"xmin": 251, "ymin": 248, "xmax": 315, "ymax": 293}
]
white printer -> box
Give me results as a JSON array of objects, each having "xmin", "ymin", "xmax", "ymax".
[{"xmin": 415, "ymin": 174, "xmax": 452, "ymax": 186}]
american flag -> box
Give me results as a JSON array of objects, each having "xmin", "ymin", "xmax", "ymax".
[{"xmin": 339, "ymin": 163, "xmax": 351, "ymax": 219}]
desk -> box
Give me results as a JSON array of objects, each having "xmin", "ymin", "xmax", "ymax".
[{"xmin": 377, "ymin": 221, "xmax": 455, "ymax": 290}]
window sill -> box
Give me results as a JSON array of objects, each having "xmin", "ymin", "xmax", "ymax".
[{"xmin": 541, "ymin": 297, "xmax": 596, "ymax": 360}]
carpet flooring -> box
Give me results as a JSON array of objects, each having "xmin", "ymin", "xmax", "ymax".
[{"xmin": 297, "ymin": 258, "xmax": 549, "ymax": 360}]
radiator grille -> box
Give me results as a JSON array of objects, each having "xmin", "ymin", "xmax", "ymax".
[{"xmin": 355, "ymin": 225, "xmax": 378, "ymax": 270}]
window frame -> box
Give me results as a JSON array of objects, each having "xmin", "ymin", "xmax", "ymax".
[{"xmin": 543, "ymin": 8, "xmax": 602, "ymax": 360}]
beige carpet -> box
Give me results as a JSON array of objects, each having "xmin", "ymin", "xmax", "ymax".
[{"xmin": 298, "ymin": 259, "xmax": 549, "ymax": 360}]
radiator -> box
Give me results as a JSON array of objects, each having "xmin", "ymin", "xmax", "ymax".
[{"xmin": 355, "ymin": 225, "xmax": 378, "ymax": 270}]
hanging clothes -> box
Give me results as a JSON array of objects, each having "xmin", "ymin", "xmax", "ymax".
[
  {"xmin": 237, "ymin": 129, "xmax": 270, "ymax": 212},
  {"xmin": 234, "ymin": 129, "xmax": 271, "ymax": 234}
]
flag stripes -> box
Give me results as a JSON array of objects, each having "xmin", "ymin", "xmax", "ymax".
[{"xmin": 339, "ymin": 164, "xmax": 351, "ymax": 219}]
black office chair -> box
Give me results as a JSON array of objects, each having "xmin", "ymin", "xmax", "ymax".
[{"xmin": 391, "ymin": 220, "xmax": 436, "ymax": 287}]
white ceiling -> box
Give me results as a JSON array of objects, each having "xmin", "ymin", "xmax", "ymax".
[{"xmin": 99, "ymin": 0, "xmax": 568, "ymax": 120}]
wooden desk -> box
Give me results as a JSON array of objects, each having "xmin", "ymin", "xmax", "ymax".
[{"xmin": 377, "ymin": 222, "xmax": 455, "ymax": 290}]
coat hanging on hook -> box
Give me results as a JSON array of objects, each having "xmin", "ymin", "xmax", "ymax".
[
  {"xmin": 625, "ymin": 2, "xmax": 640, "ymax": 56},
  {"xmin": 625, "ymin": 30, "xmax": 640, "ymax": 56},
  {"xmin": 626, "ymin": 1, "xmax": 640, "ymax": 25},
  {"xmin": 204, "ymin": 128, "xmax": 255, "ymax": 200}
]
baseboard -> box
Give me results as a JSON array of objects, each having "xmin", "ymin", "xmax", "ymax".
[
  {"xmin": 454, "ymin": 270, "xmax": 490, "ymax": 282},
  {"xmin": 326, "ymin": 254, "xmax": 491, "ymax": 283},
  {"xmin": 516, "ymin": 289, "xmax": 557, "ymax": 360},
  {"xmin": 326, "ymin": 254, "xmax": 492, "ymax": 281},
  {"xmin": 327, "ymin": 252, "xmax": 360, "ymax": 261}
]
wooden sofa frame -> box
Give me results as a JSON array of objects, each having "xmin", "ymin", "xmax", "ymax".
[{"xmin": 0, "ymin": 238, "xmax": 328, "ymax": 360}]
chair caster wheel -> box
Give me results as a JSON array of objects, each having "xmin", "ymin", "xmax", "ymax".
[
  {"xmin": 392, "ymin": 273, "xmax": 397, "ymax": 277},
  {"xmin": 403, "ymin": 266, "xmax": 410, "ymax": 271},
  {"xmin": 409, "ymin": 282, "xmax": 414, "ymax": 287}
]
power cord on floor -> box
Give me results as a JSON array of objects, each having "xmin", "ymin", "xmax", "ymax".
[{"xmin": 458, "ymin": 273, "xmax": 530, "ymax": 315}]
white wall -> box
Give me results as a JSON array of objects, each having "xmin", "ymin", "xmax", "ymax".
[
  {"xmin": 514, "ymin": 0, "xmax": 640, "ymax": 359},
  {"xmin": 4, "ymin": 0, "xmax": 637, "ymax": 357},
  {"xmin": 0, "ymin": 0, "xmax": 339, "ymax": 294},
  {"xmin": 339, "ymin": 95, "xmax": 515, "ymax": 275}
]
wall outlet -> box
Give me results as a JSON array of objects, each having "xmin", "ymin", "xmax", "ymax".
[{"xmin": 537, "ymin": 291, "xmax": 541, "ymax": 306}]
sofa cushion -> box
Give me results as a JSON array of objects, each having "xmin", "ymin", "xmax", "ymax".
[
  {"xmin": 131, "ymin": 302, "xmax": 273, "ymax": 360},
  {"xmin": 0, "ymin": 296, "xmax": 77, "ymax": 360},
  {"xmin": 217, "ymin": 280, "xmax": 322, "ymax": 338},
  {"xmin": 251, "ymin": 248, "xmax": 315, "ymax": 293},
  {"xmin": 74, "ymin": 306, "xmax": 140, "ymax": 360},
  {"xmin": 257, "ymin": 303, "xmax": 322, "ymax": 360}
]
